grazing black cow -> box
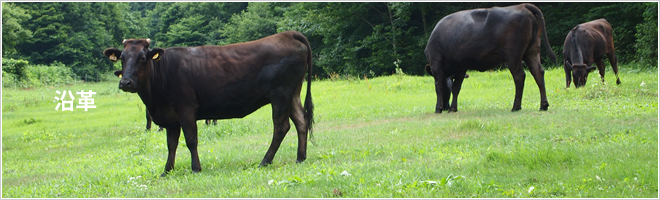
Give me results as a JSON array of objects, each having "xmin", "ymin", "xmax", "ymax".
[
  {"xmin": 424, "ymin": 3, "xmax": 556, "ymax": 113},
  {"xmin": 104, "ymin": 30, "xmax": 314, "ymax": 177},
  {"xmin": 562, "ymin": 18, "xmax": 621, "ymax": 88}
]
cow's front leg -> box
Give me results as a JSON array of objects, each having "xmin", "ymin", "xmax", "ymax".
[
  {"xmin": 444, "ymin": 75, "xmax": 453, "ymax": 110},
  {"xmin": 564, "ymin": 61, "xmax": 573, "ymax": 88},
  {"xmin": 146, "ymin": 110, "xmax": 152, "ymax": 131},
  {"xmin": 162, "ymin": 125, "xmax": 181, "ymax": 177},
  {"xmin": 180, "ymin": 116, "xmax": 201, "ymax": 173}
]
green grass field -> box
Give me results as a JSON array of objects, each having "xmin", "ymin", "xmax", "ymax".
[{"xmin": 2, "ymin": 67, "xmax": 657, "ymax": 198}]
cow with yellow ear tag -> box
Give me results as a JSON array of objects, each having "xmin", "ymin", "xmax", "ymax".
[{"xmin": 102, "ymin": 31, "xmax": 314, "ymax": 177}]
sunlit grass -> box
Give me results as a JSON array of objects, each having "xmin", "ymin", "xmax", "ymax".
[{"xmin": 2, "ymin": 67, "xmax": 657, "ymax": 197}]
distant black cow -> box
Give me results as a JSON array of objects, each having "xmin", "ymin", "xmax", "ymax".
[
  {"xmin": 425, "ymin": 3, "xmax": 556, "ymax": 113},
  {"xmin": 562, "ymin": 18, "xmax": 621, "ymax": 88},
  {"xmin": 104, "ymin": 30, "xmax": 314, "ymax": 177},
  {"xmin": 205, "ymin": 119, "xmax": 217, "ymax": 126}
]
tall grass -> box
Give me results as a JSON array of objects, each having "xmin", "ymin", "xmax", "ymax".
[{"xmin": 1, "ymin": 67, "xmax": 657, "ymax": 198}]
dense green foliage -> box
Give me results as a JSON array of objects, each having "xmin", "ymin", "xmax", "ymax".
[
  {"xmin": 1, "ymin": 58, "xmax": 76, "ymax": 88},
  {"xmin": 1, "ymin": 2, "xmax": 657, "ymax": 82},
  {"xmin": 2, "ymin": 67, "xmax": 657, "ymax": 197},
  {"xmin": 635, "ymin": 2, "xmax": 658, "ymax": 67}
]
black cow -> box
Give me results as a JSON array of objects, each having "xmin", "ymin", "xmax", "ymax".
[
  {"xmin": 205, "ymin": 119, "xmax": 217, "ymax": 126},
  {"xmin": 104, "ymin": 30, "xmax": 314, "ymax": 177},
  {"xmin": 563, "ymin": 18, "xmax": 621, "ymax": 88},
  {"xmin": 424, "ymin": 3, "xmax": 556, "ymax": 113}
]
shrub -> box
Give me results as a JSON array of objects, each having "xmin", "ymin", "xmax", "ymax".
[
  {"xmin": 634, "ymin": 2, "xmax": 658, "ymax": 67},
  {"xmin": 2, "ymin": 58, "xmax": 76, "ymax": 88},
  {"xmin": 2, "ymin": 58, "xmax": 29, "ymax": 81}
]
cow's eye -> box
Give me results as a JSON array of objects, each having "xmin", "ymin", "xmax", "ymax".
[{"xmin": 139, "ymin": 56, "xmax": 146, "ymax": 62}]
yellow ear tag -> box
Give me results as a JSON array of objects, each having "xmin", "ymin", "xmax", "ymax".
[
  {"xmin": 109, "ymin": 53, "xmax": 117, "ymax": 62},
  {"xmin": 118, "ymin": 74, "xmax": 122, "ymax": 78},
  {"xmin": 152, "ymin": 53, "xmax": 159, "ymax": 60}
]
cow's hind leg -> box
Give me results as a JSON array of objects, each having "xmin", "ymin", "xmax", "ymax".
[
  {"xmin": 606, "ymin": 52, "xmax": 621, "ymax": 85},
  {"xmin": 606, "ymin": 44, "xmax": 621, "ymax": 85},
  {"xmin": 524, "ymin": 54, "xmax": 550, "ymax": 111},
  {"xmin": 162, "ymin": 125, "xmax": 181, "ymax": 177},
  {"xmin": 260, "ymin": 96, "xmax": 292, "ymax": 167},
  {"xmin": 289, "ymin": 95, "xmax": 308, "ymax": 163}
]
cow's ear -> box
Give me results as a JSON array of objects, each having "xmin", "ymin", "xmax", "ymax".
[
  {"xmin": 114, "ymin": 70, "xmax": 122, "ymax": 77},
  {"xmin": 425, "ymin": 64, "xmax": 433, "ymax": 76},
  {"xmin": 564, "ymin": 60, "xmax": 572, "ymax": 70},
  {"xmin": 103, "ymin": 48, "xmax": 122, "ymax": 62},
  {"xmin": 586, "ymin": 66, "xmax": 597, "ymax": 73},
  {"xmin": 148, "ymin": 48, "xmax": 165, "ymax": 61}
]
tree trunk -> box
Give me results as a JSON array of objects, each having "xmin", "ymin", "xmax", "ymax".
[
  {"xmin": 386, "ymin": 3, "xmax": 397, "ymax": 59},
  {"xmin": 421, "ymin": 6, "xmax": 428, "ymax": 34}
]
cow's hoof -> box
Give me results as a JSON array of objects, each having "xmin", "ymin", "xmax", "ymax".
[
  {"xmin": 616, "ymin": 80, "xmax": 621, "ymax": 85},
  {"xmin": 258, "ymin": 161, "xmax": 271, "ymax": 168},
  {"xmin": 540, "ymin": 102, "xmax": 549, "ymax": 111},
  {"xmin": 160, "ymin": 172, "xmax": 168, "ymax": 177},
  {"xmin": 511, "ymin": 106, "xmax": 522, "ymax": 112},
  {"xmin": 434, "ymin": 109, "xmax": 443, "ymax": 114},
  {"xmin": 448, "ymin": 107, "xmax": 458, "ymax": 112}
]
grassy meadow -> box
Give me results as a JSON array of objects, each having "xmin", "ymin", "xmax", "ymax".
[{"xmin": 2, "ymin": 66, "xmax": 658, "ymax": 198}]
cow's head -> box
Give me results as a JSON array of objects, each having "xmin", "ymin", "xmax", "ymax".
[
  {"xmin": 570, "ymin": 63, "xmax": 596, "ymax": 88},
  {"xmin": 103, "ymin": 39, "xmax": 165, "ymax": 93}
]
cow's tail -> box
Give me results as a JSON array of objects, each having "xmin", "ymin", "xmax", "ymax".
[
  {"xmin": 524, "ymin": 3, "xmax": 557, "ymax": 63},
  {"xmin": 292, "ymin": 31, "xmax": 315, "ymax": 146}
]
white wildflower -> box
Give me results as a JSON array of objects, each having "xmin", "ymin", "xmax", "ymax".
[{"xmin": 340, "ymin": 170, "xmax": 351, "ymax": 176}]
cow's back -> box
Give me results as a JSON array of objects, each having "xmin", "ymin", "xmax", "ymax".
[
  {"xmin": 580, "ymin": 19, "xmax": 613, "ymax": 54},
  {"xmin": 426, "ymin": 4, "xmax": 536, "ymax": 69}
]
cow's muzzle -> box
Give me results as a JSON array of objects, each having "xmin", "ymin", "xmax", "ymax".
[{"xmin": 118, "ymin": 77, "xmax": 138, "ymax": 93}]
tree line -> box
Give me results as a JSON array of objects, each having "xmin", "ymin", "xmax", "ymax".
[{"xmin": 2, "ymin": 2, "xmax": 657, "ymax": 81}]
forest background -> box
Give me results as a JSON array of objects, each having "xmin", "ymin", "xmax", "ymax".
[{"xmin": 1, "ymin": 2, "xmax": 657, "ymax": 86}]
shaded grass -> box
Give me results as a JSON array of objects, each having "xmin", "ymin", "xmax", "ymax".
[{"xmin": 2, "ymin": 67, "xmax": 657, "ymax": 197}]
